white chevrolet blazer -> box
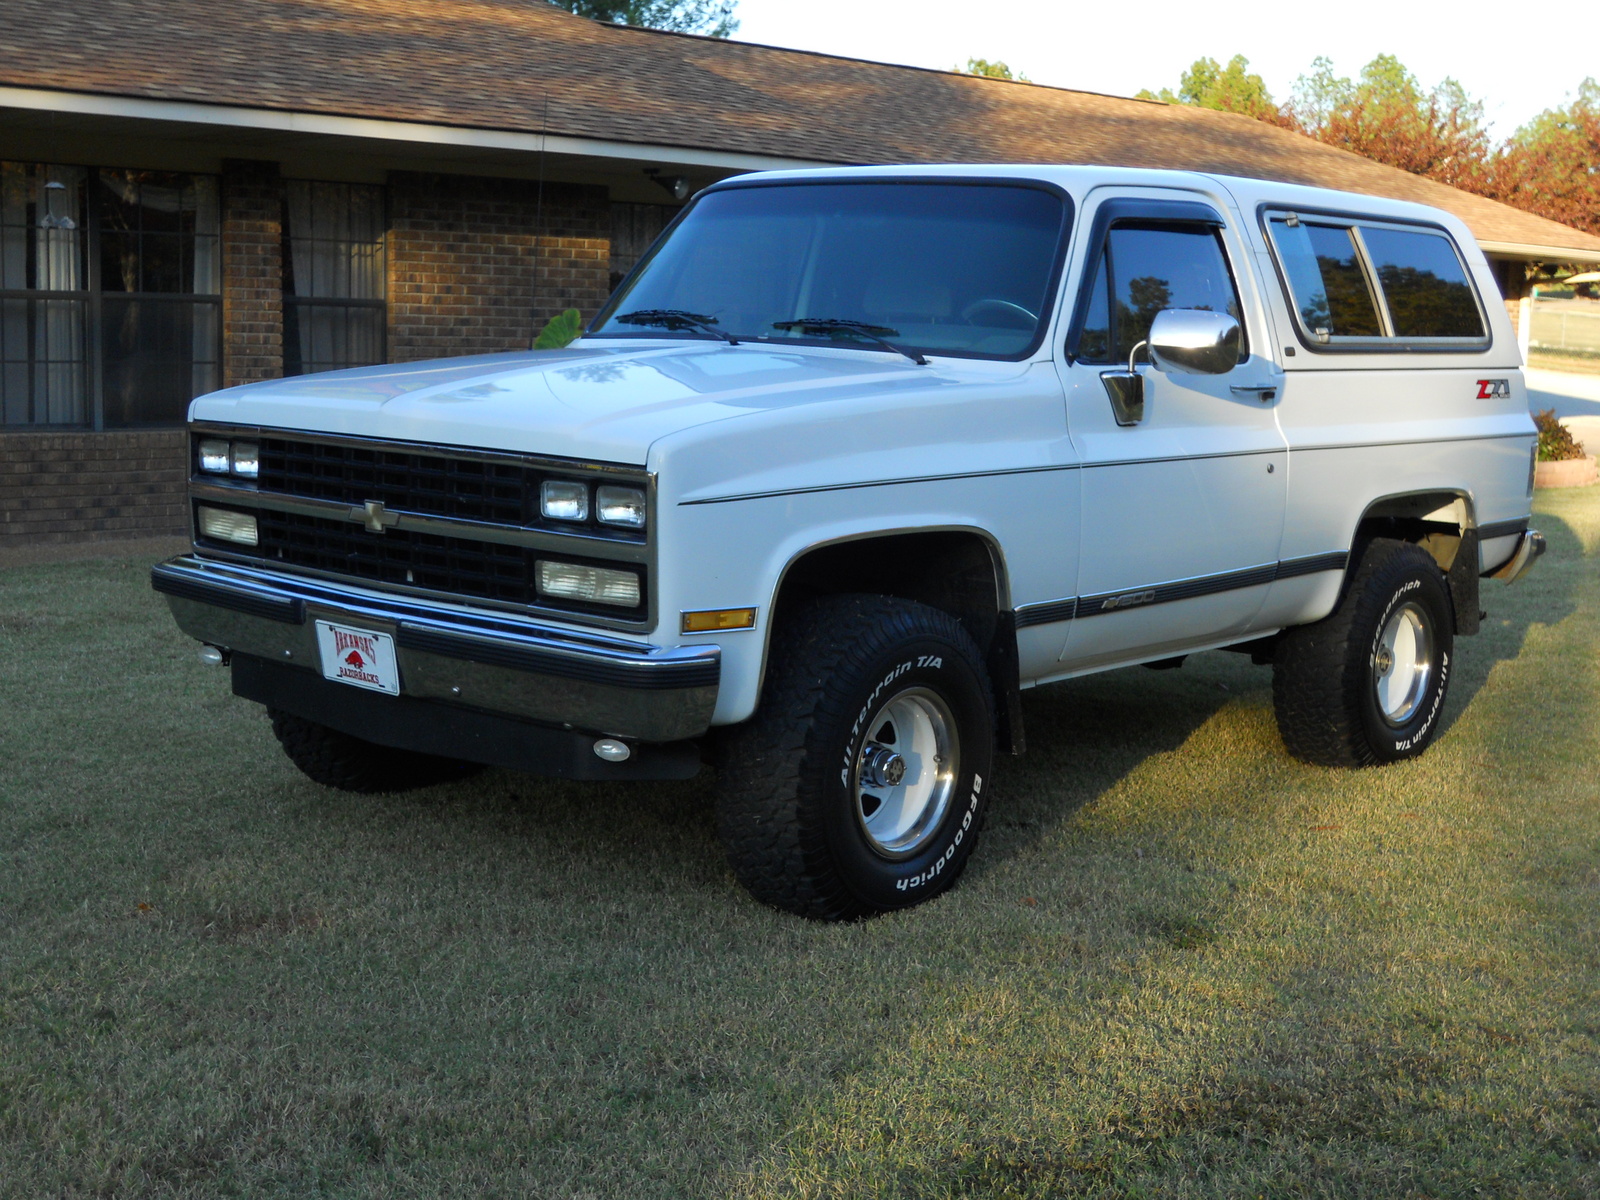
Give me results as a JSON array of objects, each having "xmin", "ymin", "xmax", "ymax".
[{"xmin": 154, "ymin": 165, "xmax": 1545, "ymax": 918}]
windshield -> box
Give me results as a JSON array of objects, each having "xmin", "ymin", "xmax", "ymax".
[{"xmin": 591, "ymin": 182, "xmax": 1069, "ymax": 360}]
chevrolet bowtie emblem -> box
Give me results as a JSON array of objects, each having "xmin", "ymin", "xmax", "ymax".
[{"xmin": 352, "ymin": 499, "xmax": 400, "ymax": 534}]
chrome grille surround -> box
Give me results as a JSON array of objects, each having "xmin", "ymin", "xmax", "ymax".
[{"xmin": 187, "ymin": 422, "xmax": 657, "ymax": 633}]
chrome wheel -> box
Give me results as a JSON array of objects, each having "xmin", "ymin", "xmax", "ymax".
[
  {"xmin": 1373, "ymin": 601, "xmax": 1435, "ymax": 727},
  {"xmin": 851, "ymin": 687, "xmax": 959, "ymax": 859}
]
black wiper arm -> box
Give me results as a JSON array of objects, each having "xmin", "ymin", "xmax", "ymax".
[
  {"xmin": 770, "ymin": 317, "xmax": 928, "ymax": 365},
  {"xmin": 613, "ymin": 309, "xmax": 740, "ymax": 345}
]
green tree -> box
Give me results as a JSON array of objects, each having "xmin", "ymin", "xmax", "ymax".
[
  {"xmin": 958, "ymin": 58, "xmax": 1029, "ymax": 82},
  {"xmin": 1284, "ymin": 55, "xmax": 1492, "ymax": 191},
  {"xmin": 548, "ymin": 0, "xmax": 738, "ymax": 37},
  {"xmin": 1137, "ymin": 55, "xmax": 1282, "ymax": 122},
  {"xmin": 1491, "ymin": 79, "xmax": 1600, "ymax": 235}
]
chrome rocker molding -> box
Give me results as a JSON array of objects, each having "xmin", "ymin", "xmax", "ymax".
[{"xmin": 151, "ymin": 556, "xmax": 719, "ymax": 743}]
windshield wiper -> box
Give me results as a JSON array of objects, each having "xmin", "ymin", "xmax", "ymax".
[
  {"xmin": 770, "ymin": 317, "xmax": 928, "ymax": 365},
  {"xmin": 613, "ymin": 309, "xmax": 740, "ymax": 346}
]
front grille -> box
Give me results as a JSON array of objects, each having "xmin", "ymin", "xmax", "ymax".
[
  {"xmin": 257, "ymin": 510, "xmax": 536, "ymax": 605},
  {"xmin": 259, "ymin": 437, "xmax": 532, "ymax": 526},
  {"xmin": 198, "ymin": 430, "xmax": 651, "ymax": 623}
]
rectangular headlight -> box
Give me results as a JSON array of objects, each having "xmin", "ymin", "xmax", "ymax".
[
  {"xmin": 596, "ymin": 485, "xmax": 646, "ymax": 529},
  {"xmin": 541, "ymin": 479, "xmax": 589, "ymax": 522},
  {"xmin": 536, "ymin": 560, "xmax": 640, "ymax": 607},
  {"xmin": 197, "ymin": 506, "xmax": 259, "ymax": 546},
  {"xmin": 199, "ymin": 439, "xmax": 231, "ymax": 474},
  {"xmin": 231, "ymin": 441, "xmax": 260, "ymax": 478}
]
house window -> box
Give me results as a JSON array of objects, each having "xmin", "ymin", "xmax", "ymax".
[
  {"xmin": 1, "ymin": 163, "xmax": 88, "ymax": 425},
  {"xmin": 97, "ymin": 170, "xmax": 222, "ymax": 426},
  {"xmin": 282, "ymin": 181, "xmax": 386, "ymax": 375},
  {"xmin": 0, "ymin": 161, "xmax": 220, "ymax": 429},
  {"xmin": 610, "ymin": 202, "xmax": 679, "ymax": 292}
]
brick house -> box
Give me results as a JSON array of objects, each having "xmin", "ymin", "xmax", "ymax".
[{"xmin": 4, "ymin": 0, "xmax": 1600, "ymax": 548}]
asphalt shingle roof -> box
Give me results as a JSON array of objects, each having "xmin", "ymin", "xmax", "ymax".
[{"xmin": 4, "ymin": 0, "xmax": 1597, "ymax": 257}]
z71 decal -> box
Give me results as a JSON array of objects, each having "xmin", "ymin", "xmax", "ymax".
[{"xmin": 1476, "ymin": 379, "xmax": 1511, "ymax": 399}]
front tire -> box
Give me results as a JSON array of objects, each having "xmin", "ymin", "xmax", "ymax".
[
  {"xmin": 1273, "ymin": 538, "xmax": 1454, "ymax": 767},
  {"xmin": 716, "ymin": 595, "xmax": 996, "ymax": 920}
]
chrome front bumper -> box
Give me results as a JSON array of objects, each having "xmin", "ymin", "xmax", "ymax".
[{"xmin": 151, "ymin": 556, "xmax": 719, "ymax": 742}]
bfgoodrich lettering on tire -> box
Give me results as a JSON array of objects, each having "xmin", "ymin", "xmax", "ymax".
[
  {"xmin": 716, "ymin": 595, "xmax": 996, "ymax": 919},
  {"xmin": 1273, "ymin": 538, "xmax": 1454, "ymax": 767}
]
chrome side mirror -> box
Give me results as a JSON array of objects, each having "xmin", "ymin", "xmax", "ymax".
[{"xmin": 1148, "ymin": 309, "xmax": 1240, "ymax": 376}]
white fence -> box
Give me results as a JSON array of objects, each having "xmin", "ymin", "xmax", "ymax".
[{"xmin": 1531, "ymin": 301, "xmax": 1600, "ymax": 356}]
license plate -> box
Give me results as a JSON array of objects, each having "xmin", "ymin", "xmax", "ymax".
[{"xmin": 315, "ymin": 621, "xmax": 400, "ymax": 695}]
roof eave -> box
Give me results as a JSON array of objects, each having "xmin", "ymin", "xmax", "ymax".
[
  {"xmin": 0, "ymin": 84, "xmax": 832, "ymax": 175},
  {"xmin": 1479, "ymin": 239, "xmax": 1600, "ymax": 265}
]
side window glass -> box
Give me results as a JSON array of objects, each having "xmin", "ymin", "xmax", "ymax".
[
  {"xmin": 1075, "ymin": 247, "xmax": 1112, "ymax": 362},
  {"xmin": 1268, "ymin": 219, "xmax": 1383, "ymax": 338},
  {"xmin": 1105, "ymin": 225, "xmax": 1246, "ymax": 363},
  {"xmin": 1360, "ymin": 226, "xmax": 1484, "ymax": 338}
]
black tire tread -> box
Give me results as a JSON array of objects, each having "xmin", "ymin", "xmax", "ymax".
[
  {"xmin": 268, "ymin": 709, "xmax": 478, "ymax": 793},
  {"xmin": 716, "ymin": 595, "xmax": 992, "ymax": 920},
  {"xmin": 1273, "ymin": 538, "xmax": 1449, "ymax": 768}
]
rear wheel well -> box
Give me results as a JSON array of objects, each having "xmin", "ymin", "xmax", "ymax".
[{"xmin": 1349, "ymin": 492, "xmax": 1479, "ymax": 635}]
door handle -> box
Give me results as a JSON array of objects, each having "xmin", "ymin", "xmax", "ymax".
[{"xmin": 1230, "ymin": 383, "xmax": 1277, "ymax": 402}]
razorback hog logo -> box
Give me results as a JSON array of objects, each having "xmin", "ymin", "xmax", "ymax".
[
  {"xmin": 334, "ymin": 629, "xmax": 377, "ymax": 670},
  {"xmin": 1476, "ymin": 379, "xmax": 1511, "ymax": 399}
]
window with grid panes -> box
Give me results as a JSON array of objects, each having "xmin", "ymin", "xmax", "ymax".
[
  {"xmin": 2, "ymin": 163, "xmax": 220, "ymax": 428},
  {"xmin": 282, "ymin": 181, "xmax": 386, "ymax": 375}
]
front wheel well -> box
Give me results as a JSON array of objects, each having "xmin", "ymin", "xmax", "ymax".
[
  {"xmin": 773, "ymin": 531, "xmax": 1005, "ymax": 652},
  {"xmin": 769, "ymin": 530, "xmax": 1024, "ymax": 753}
]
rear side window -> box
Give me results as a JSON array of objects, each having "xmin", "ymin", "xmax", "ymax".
[
  {"xmin": 1076, "ymin": 223, "xmax": 1246, "ymax": 364},
  {"xmin": 1265, "ymin": 212, "xmax": 1487, "ymax": 349},
  {"xmin": 1269, "ymin": 220, "xmax": 1383, "ymax": 337},
  {"xmin": 1360, "ymin": 227, "xmax": 1484, "ymax": 338}
]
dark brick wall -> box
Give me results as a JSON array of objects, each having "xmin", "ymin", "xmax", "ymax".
[
  {"xmin": 221, "ymin": 159, "xmax": 284, "ymax": 387},
  {"xmin": 0, "ymin": 431, "xmax": 187, "ymax": 547},
  {"xmin": 6, "ymin": 167, "xmax": 616, "ymax": 547},
  {"xmin": 388, "ymin": 173, "xmax": 611, "ymax": 362}
]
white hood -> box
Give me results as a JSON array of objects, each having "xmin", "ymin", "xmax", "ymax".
[{"xmin": 190, "ymin": 341, "xmax": 959, "ymax": 465}]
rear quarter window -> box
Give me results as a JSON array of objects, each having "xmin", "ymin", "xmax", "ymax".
[
  {"xmin": 1264, "ymin": 211, "xmax": 1488, "ymax": 350},
  {"xmin": 1360, "ymin": 226, "xmax": 1484, "ymax": 338},
  {"xmin": 1269, "ymin": 220, "xmax": 1383, "ymax": 338}
]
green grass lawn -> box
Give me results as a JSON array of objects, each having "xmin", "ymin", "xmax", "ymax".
[{"xmin": 3, "ymin": 489, "xmax": 1598, "ymax": 1199}]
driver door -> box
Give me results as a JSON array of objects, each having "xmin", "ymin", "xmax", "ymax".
[{"xmin": 1057, "ymin": 190, "xmax": 1287, "ymax": 671}]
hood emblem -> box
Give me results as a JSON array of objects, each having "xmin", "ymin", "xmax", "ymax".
[{"xmin": 351, "ymin": 499, "xmax": 400, "ymax": 534}]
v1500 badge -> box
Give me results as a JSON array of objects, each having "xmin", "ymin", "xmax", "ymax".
[{"xmin": 1477, "ymin": 379, "xmax": 1511, "ymax": 399}]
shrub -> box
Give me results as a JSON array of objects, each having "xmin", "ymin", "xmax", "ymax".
[
  {"xmin": 534, "ymin": 309, "xmax": 585, "ymax": 350},
  {"xmin": 1534, "ymin": 408, "xmax": 1587, "ymax": 461}
]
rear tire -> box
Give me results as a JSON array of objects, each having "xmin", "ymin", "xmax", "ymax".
[
  {"xmin": 716, "ymin": 595, "xmax": 996, "ymax": 920},
  {"xmin": 269, "ymin": 709, "xmax": 480, "ymax": 793},
  {"xmin": 1273, "ymin": 538, "xmax": 1454, "ymax": 767}
]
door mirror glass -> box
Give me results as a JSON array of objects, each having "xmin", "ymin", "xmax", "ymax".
[{"xmin": 1148, "ymin": 309, "xmax": 1241, "ymax": 375}]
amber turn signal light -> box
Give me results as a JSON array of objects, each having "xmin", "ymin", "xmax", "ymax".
[{"xmin": 681, "ymin": 608, "xmax": 757, "ymax": 633}]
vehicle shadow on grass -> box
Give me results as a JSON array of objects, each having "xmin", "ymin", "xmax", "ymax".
[
  {"xmin": 966, "ymin": 507, "xmax": 1585, "ymax": 882},
  {"xmin": 320, "ymin": 511, "xmax": 1586, "ymax": 915},
  {"xmin": 721, "ymin": 509, "xmax": 1600, "ymax": 1198}
]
